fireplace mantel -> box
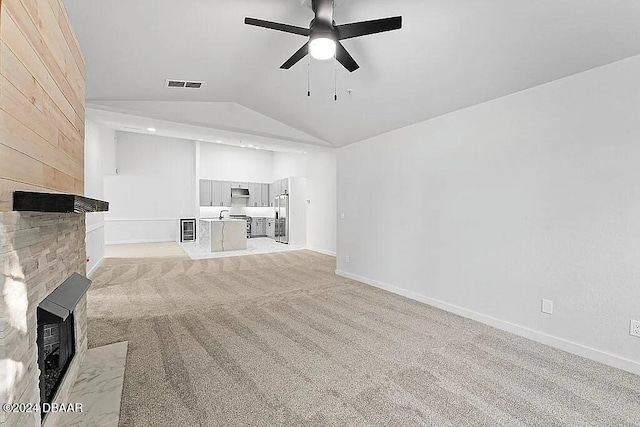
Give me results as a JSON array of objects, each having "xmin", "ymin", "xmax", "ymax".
[{"xmin": 13, "ymin": 191, "xmax": 109, "ymax": 214}]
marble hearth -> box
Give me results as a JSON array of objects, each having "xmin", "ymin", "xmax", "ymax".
[{"xmin": 1, "ymin": 212, "xmax": 88, "ymax": 427}]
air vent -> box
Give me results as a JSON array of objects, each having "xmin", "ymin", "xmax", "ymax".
[{"xmin": 165, "ymin": 79, "xmax": 204, "ymax": 89}]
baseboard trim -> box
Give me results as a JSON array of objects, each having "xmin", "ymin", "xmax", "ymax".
[
  {"xmin": 335, "ymin": 269, "xmax": 640, "ymax": 376},
  {"xmin": 104, "ymin": 218, "xmax": 178, "ymax": 222},
  {"xmin": 306, "ymin": 247, "xmax": 336, "ymax": 257},
  {"xmin": 87, "ymin": 257, "xmax": 104, "ymax": 278},
  {"xmin": 105, "ymin": 238, "xmax": 176, "ymax": 245}
]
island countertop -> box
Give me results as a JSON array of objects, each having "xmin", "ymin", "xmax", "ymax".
[{"xmin": 198, "ymin": 218, "xmax": 247, "ymax": 252}]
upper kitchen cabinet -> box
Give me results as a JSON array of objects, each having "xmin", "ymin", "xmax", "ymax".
[
  {"xmin": 261, "ymin": 183, "xmax": 270, "ymax": 207},
  {"xmin": 230, "ymin": 182, "xmax": 249, "ymax": 189},
  {"xmin": 199, "ymin": 180, "xmax": 212, "ymax": 206},
  {"xmin": 200, "ymin": 180, "xmax": 231, "ymax": 207},
  {"xmin": 212, "ymin": 180, "xmax": 231, "ymax": 207},
  {"xmin": 280, "ymin": 178, "xmax": 289, "ymax": 194},
  {"xmin": 269, "ymin": 183, "xmax": 275, "ymax": 207},
  {"xmin": 220, "ymin": 181, "xmax": 231, "ymax": 206},
  {"xmin": 248, "ymin": 182, "xmax": 261, "ymax": 207}
]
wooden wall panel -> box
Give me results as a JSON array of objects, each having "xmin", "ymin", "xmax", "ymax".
[{"xmin": 0, "ymin": 0, "xmax": 85, "ymax": 211}]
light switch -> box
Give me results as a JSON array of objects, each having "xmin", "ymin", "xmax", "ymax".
[{"xmin": 541, "ymin": 299, "xmax": 553, "ymax": 315}]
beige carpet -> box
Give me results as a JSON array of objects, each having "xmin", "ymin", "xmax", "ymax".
[
  {"xmin": 104, "ymin": 242, "xmax": 189, "ymax": 259},
  {"xmin": 88, "ymin": 250, "xmax": 640, "ymax": 426}
]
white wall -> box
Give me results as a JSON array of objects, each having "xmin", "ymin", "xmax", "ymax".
[
  {"xmin": 273, "ymin": 152, "xmax": 337, "ymax": 255},
  {"xmin": 104, "ymin": 132, "xmax": 196, "ymax": 243},
  {"xmin": 306, "ymin": 151, "xmax": 337, "ymax": 255},
  {"xmin": 289, "ymin": 177, "xmax": 307, "ymax": 245},
  {"xmin": 272, "ymin": 152, "xmax": 307, "ymax": 181},
  {"xmin": 84, "ymin": 118, "xmax": 116, "ymax": 274},
  {"xmin": 200, "ymin": 143, "xmax": 273, "ymax": 182},
  {"xmin": 337, "ymin": 55, "xmax": 640, "ymax": 375}
]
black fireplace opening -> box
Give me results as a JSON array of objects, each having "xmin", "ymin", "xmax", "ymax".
[
  {"xmin": 36, "ymin": 309, "xmax": 75, "ymax": 412},
  {"xmin": 34, "ymin": 272, "xmax": 91, "ymax": 420}
]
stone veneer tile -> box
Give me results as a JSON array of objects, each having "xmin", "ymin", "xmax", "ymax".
[{"xmin": 1, "ymin": 212, "xmax": 88, "ymax": 427}]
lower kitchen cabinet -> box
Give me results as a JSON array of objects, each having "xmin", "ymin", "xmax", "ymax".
[
  {"xmin": 250, "ymin": 217, "xmax": 267, "ymax": 237},
  {"xmin": 266, "ymin": 218, "xmax": 274, "ymax": 238}
]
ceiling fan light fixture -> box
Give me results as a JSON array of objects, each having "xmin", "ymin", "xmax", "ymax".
[{"xmin": 309, "ymin": 36, "xmax": 336, "ymax": 60}]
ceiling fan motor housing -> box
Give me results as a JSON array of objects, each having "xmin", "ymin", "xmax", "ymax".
[{"xmin": 309, "ymin": 19, "xmax": 336, "ymax": 39}]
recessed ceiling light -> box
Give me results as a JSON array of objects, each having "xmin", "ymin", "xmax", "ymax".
[
  {"xmin": 147, "ymin": 127, "xmax": 156, "ymax": 132},
  {"xmin": 216, "ymin": 140, "xmax": 222, "ymax": 143}
]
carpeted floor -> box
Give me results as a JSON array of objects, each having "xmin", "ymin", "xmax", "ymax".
[{"xmin": 88, "ymin": 250, "xmax": 640, "ymax": 426}]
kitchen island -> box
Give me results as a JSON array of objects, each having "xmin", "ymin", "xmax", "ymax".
[{"xmin": 199, "ymin": 219, "xmax": 247, "ymax": 252}]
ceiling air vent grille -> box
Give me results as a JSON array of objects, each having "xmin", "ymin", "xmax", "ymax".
[{"xmin": 165, "ymin": 79, "xmax": 204, "ymax": 89}]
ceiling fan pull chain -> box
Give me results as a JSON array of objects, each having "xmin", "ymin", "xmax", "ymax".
[
  {"xmin": 307, "ymin": 56, "xmax": 311, "ymax": 97},
  {"xmin": 334, "ymin": 55, "xmax": 338, "ymax": 102}
]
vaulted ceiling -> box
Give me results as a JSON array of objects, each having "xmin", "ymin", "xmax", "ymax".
[{"xmin": 64, "ymin": 0, "xmax": 640, "ymax": 147}]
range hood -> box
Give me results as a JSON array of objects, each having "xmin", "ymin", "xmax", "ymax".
[
  {"xmin": 13, "ymin": 191, "xmax": 109, "ymax": 213},
  {"xmin": 231, "ymin": 188, "xmax": 250, "ymax": 198}
]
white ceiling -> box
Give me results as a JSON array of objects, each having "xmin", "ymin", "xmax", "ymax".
[{"xmin": 64, "ymin": 0, "xmax": 640, "ymax": 147}]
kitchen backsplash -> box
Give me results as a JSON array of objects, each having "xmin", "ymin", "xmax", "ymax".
[{"xmin": 200, "ymin": 206, "xmax": 274, "ymax": 218}]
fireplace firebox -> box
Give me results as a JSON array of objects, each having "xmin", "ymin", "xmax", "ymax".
[
  {"xmin": 36, "ymin": 310, "xmax": 75, "ymax": 409},
  {"xmin": 34, "ymin": 272, "xmax": 91, "ymax": 419}
]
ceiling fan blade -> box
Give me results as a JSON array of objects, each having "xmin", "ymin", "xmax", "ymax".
[
  {"xmin": 244, "ymin": 17, "xmax": 310, "ymax": 36},
  {"xmin": 335, "ymin": 42, "xmax": 359, "ymax": 73},
  {"xmin": 335, "ymin": 16, "xmax": 402, "ymax": 40},
  {"xmin": 281, "ymin": 42, "xmax": 310, "ymax": 69}
]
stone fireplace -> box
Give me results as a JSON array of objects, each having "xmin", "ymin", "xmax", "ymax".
[{"xmin": 1, "ymin": 211, "xmax": 89, "ymax": 427}]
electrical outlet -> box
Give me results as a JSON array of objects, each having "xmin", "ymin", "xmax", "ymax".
[
  {"xmin": 541, "ymin": 299, "xmax": 553, "ymax": 315},
  {"xmin": 345, "ymin": 255, "xmax": 350, "ymax": 263},
  {"xmin": 630, "ymin": 320, "xmax": 640, "ymax": 338}
]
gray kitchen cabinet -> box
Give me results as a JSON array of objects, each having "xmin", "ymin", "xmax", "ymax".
[
  {"xmin": 261, "ymin": 183, "xmax": 269, "ymax": 207},
  {"xmin": 211, "ymin": 180, "xmax": 222, "ymax": 206},
  {"xmin": 269, "ymin": 183, "xmax": 275, "ymax": 206},
  {"xmin": 280, "ymin": 178, "xmax": 289, "ymax": 194},
  {"xmin": 250, "ymin": 217, "xmax": 267, "ymax": 236},
  {"xmin": 266, "ymin": 218, "xmax": 275, "ymax": 238},
  {"xmin": 250, "ymin": 218, "xmax": 259, "ymax": 237},
  {"xmin": 220, "ymin": 181, "xmax": 231, "ymax": 206},
  {"xmin": 211, "ymin": 180, "xmax": 231, "ymax": 207},
  {"xmin": 199, "ymin": 180, "xmax": 212, "ymax": 206},
  {"xmin": 248, "ymin": 182, "xmax": 261, "ymax": 207}
]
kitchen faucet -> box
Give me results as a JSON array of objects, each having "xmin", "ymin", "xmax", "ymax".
[{"xmin": 218, "ymin": 209, "xmax": 229, "ymax": 220}]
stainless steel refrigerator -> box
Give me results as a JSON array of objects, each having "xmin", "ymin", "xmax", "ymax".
[{"xmin": 275, "ymin": 194, "xmax": 289, "ymax": 244}]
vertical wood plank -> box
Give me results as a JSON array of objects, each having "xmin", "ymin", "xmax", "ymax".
[{"xmin": 0, "ymin": 0, "xmax": 85, "ymax": 209}]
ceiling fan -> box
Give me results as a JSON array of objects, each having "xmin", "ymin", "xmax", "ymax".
[{"xmin": 245, "ymin": 0, "xmax": 402, "ymax": 72}]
